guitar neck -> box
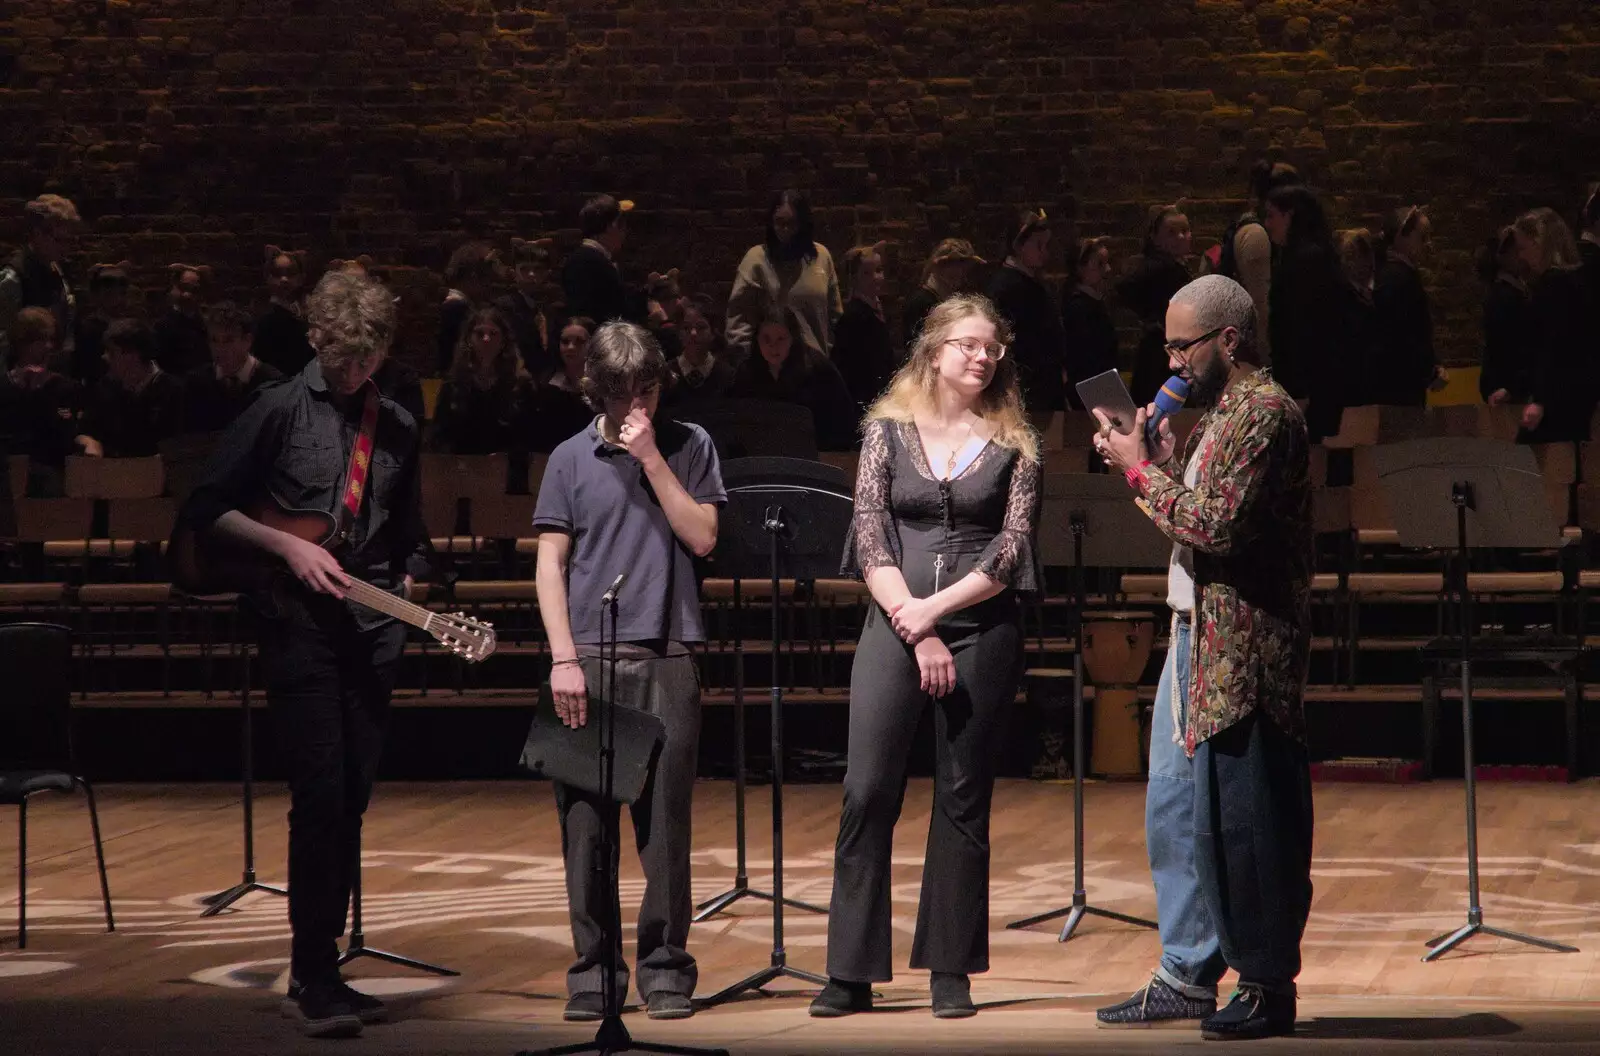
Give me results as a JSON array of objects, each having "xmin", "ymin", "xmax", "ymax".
[{"xmin": 342, "ymin": 578, "xmax": 435, "ymax": 633}]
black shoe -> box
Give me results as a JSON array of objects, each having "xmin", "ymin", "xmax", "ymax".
[
  {"xmin": 564, "ymin": 992, "xmax": 606, "ymax": 1022},
  {"xmin": 1200, "ymin": 984, "xmax": 1296, "ymax": 1040},
  {"xmin": 646, "ymin": 991, "xmax": 694, "ymax": 1020},
  {"xmin": 333, "ymin": 979, "xmax": 389, "ymax": 1025},
  {"xmin": 930, "ymin": 972, "xmax": 975, "ymax": 1019},
  {"xmin": 808, "ymin": 978, "xmax": 873, "ymax": 1018},
  {"xmin": 1096, "ymin": 974, "xmax": 1217, "ymax": 1029},
  {"xmin": 281, "ymin": 980, "xmax": 363, "ymax": 1039}
]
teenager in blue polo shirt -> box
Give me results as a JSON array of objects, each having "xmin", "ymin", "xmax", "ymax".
[{"xmin": 532, "ymin": 320, "xmax": 726, "ymax": 1022}]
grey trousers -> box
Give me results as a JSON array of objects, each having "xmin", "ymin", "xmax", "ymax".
[{"xmin": 556, "ymin": 648, "xmax": 701, "ymax": 1000}]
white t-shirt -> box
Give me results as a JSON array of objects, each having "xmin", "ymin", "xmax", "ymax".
[{"xmin": 1165, "ymin": 438, "xmax": 1206, "ymax": 614}]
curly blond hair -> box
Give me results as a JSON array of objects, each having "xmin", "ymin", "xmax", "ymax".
[{"xmin": 305, "ymin": 269, "xmax": 396, "ymax": 367}]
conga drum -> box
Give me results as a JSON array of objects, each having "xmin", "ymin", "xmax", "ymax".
[{"xmin": 1081, "ymin": 610, "xmax": 1155, "ymax": 778}]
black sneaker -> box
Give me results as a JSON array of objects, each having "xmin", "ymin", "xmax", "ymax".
[
  {"xmin": 1200, "ymin": 984, "xmax": 1296, "ymax": 1040},
  {"xmin": 333, "ymin": 979, "xmax": 389, "ymax": 1025},
  {"xmin": 930, "ymin": 972, "xmax": 975, "ymax": 1019},
  {"xmin": 808, "ymin": 978, "xmax": 873, "ymax": 1018},
  {"xmin": 1096, "ymin": 974, "xmax": 1217, "ymax": 1029},
  {"xmin": 646, "ymin": 991, "xmax": 694, "ymax": 1020},
  {"xmin": 564, "ymin": 992, "xmax": 606, "ymax": 1022},
  {"xmin": 281, "ymin": 980, "xmax": 363, "ymax": 1039}
]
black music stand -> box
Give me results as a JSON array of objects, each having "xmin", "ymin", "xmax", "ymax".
[
  {"xmin": 1372, "ymin": 439, "xmax": 1579, "ymax": 961},
  {"xmin": 700, "ymin": 458, "xmax": 852, "ymax": 1006},
  {"xmin": 1006, "ymin": 474, "xmax": 1167, "ymax": 941},
  {"xmin": 200, "ymin": 642, "xmax": 288, "ymax": 916}
]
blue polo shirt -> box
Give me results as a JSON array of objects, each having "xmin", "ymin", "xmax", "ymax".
[{"xmin": 533, "ymin": 416, "xmax": 726, "ymax": 644}]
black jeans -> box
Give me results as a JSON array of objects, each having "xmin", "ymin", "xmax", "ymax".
[
  {"xmin": 826, "ymin": 608, "xmax": 1021, "ymax": 982},
  {"xmin": 1192, "ymin": 710, "xmax": 1315, "ymax": 991},
  {"xmin": 259, "ymin": 596, "xmax": 406, "ymax": 985},
  {"xmin": 556, "ymin": 648, "xmax": 702, "ymax": 1000}
]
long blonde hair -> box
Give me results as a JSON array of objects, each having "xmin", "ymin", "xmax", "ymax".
[{"xmin": 866, "ymin": 293, "xmax": 1038, "ymax": 462}]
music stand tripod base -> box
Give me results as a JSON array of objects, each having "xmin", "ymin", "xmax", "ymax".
[
  {"xmin": 1003, "ymin": 492, "xmax": 1162, "ymax": 942},
  {"xmin": 518, "ymin": 1019, "xmax": 729, "ymax": 1056},
  {"xmin": 694, "ymin": 885, "xmax": 827, "ymax": 922},
  {"xmin": 201, "ymin": 642, "xmax": 289, "ymax": 917},
  {"xmin": 339, "ymin": 847, "xmax": 458, "ymax": 977}
]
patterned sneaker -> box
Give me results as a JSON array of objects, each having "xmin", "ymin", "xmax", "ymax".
[
  {"xmin": 1096, "ymin": 973, "xmax": 1217, "ymax": 1029},
  {"xmin": 1200, "ymin": 984, "xmax": 1296, "ymax": 1040},
  {"xmin": 333, "ymin": 979, "xmax": 389, "ymax": 1025}
]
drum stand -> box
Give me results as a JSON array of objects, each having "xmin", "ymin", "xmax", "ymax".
[{"xmin": 1007, "ymin": 514, "xmax": 1157, "ymax": 941}]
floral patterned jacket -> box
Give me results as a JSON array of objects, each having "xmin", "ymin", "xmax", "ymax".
[{"xmin": 1130, "ymin": 368, "xmax": 1313, "ymax": 755}]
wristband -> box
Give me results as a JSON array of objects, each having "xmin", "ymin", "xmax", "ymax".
[
  {"xmin": 551, "ymin": 657, "xmax": 582, "ymax": 668},
  {"xmin": 1123, "ymin": 460, "xmax": 1152, "ymax": 490}
]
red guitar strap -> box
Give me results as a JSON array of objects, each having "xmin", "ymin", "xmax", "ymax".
[{"xmin": 335, "ymin": 382, "xmax": 381, "ymax": 541}]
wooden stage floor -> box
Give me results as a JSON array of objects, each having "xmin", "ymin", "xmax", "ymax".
[{"xmin": 3, "ymin": 779, "xmax": 1600, "ymax": 1054}]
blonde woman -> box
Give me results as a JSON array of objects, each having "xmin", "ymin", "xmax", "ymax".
[
  {"xmin": 1515, "ymin": 207, "xmax": 1594, "ymax": 441},
  {"xmin": 813, "ymin": 293, "xmax": 1041, "ymax": 1021}
]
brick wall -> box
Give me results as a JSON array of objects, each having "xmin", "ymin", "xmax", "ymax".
[{"xmin": 3, "ymin": 0, "xmax": 1597, "ymax": 370}]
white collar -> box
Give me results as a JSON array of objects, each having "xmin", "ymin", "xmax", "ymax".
[
  {"xmin": 581, "ymin": 238, "xmax": 613, "ymax": 262},
  {"xmin": 1582, "ymin": 231, "xmax": 1600, "ymax": 248},
  {"xmin": 1074, "ymin": 282, "xmax": 1105, "ymax": 301},
  {"xmin": 676, "ymin": 352, "xmax": 716, "ymax": 379}
]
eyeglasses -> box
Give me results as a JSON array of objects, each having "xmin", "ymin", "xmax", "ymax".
[
  {"xmin": 1163, "ymin": 327, "xmax": 1224, "ymax": 360},
  {"xmin": 943, "ymin": 337, "xmax": 1006, "ymax": 361}
]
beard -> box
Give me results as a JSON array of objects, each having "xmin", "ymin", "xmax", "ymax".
[{"xmin": 1186, "ymin": 352, "xmax": 1230, "ymax": 407}]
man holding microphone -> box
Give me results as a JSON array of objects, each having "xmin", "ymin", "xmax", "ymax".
[
  {"xmin": 532, "ymin": 321, "xmax": 727, "ymax": 1022},
  {"xmin": 1091, "ymin": 275, "xmax": 1315, "ymax": 1041}
]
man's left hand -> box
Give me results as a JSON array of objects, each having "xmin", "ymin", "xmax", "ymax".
[
  {"xmin": 619, "ymin": 407, "xmax": 661, "ymax": 466},
  {"xmin": 1092, "ymin": 407, "xmax": 1149, "ymax": 472}
]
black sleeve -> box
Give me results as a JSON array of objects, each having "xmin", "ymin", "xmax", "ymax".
[
  {"xmin": 391, "ymin": 425, "xmax": 435, "ymax": 582},
  {"xmin": 181, "ymin": 388, "xmax": 289, "ymax": 535}
]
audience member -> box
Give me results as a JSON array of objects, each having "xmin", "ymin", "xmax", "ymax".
[
  {"xmin": 432, "ymin": 306, "xmax": 541, "ymax": 454},
  {"xmin": 152, "ymin": 264, "xmax": 211, "ymax": 374},
  {"xmin": 663, "ymin": 295, "xmax": 734, "ymax": 408},
  {"xmin": 72, "ymin": 261, "xmax": 132, "ymax": 386},
  {"xmin": 1312, "ymin": 229, "xmax": 1378, "ymax": 440},
  {"xmin": 1477, "ymin": 226, "xmax": 1533, "ymax": 408},
  {"xmin": 0, "ymin": 194, "xmax": 80, "ymax": 367},
  {"xmin": 730, "ymin": 304, "xmax": 858, "ymax": 450},
  {"xmin": 1372, "ymin": 206, "xmax": 1445, "ymax": 406},
  {"xmin": 185, "ymin": 301, "xmax": 284, "ymax": 433},
  {"xmin": 438, "ymin": 241, "xmax": 501, "ymax": 374},
  {"xmin": 1516, "ymin": 208, "xmax": 1596, "ymax": 442},
  {"xmin": 1579, "ymin": 183, "xmax": 1600, "ymax": 308},
  {"xmin": 561, "ymin": 195, "xmax": 635, "ymax": 326},
  {"xmin": 543, "ymin": 316, "xmax": 605, "ymax": 438},
  {"xmin": 726, "ymin": 190, "xmax": 841, "ymax": 362},
  {"xmin": 985, "ymin": 207, "xmax": 1066, "ymax": 424},
  {"xmin": 79, "ymin": 318, "xmax": 187, "ymax": 457},
  {"xmin": 902, "ymin": 239, "xmax": 984, "ymax": 348},
  {"xmin": 497, "ymin": 237, "xmax": 557, "ymax": 380},
  {"xmin": 1210, "ymin": 160, "xmax": 1302, "ymax": 363},
  {"xmin": 831, "ymin": 242, "xmax": 898, "ymax": 412},
  {"xmin": 0, "ymin": 307, "xmax": 83, "ymax": 494},
  {"xmin": 1263, "ymin": 184, "xmax": 1342, "ymax": 403},
  {"xmin": 1119, "ymin": 204, "xmax": 1194, "ymax": 404},
  {"xmin": 254, "ymin": 246, "xmax": 314, "ymax": 376},
  {"xmin": 1060, "ymin": 236, "xmax": 1118, "ymax": 408}
]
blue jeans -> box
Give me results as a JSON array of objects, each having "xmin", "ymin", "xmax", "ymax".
[{"xmin": 1145, "ymin": 614, "xmax": 1227, "ymax": 997}]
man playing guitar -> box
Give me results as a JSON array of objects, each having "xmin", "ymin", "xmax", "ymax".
[{"xmin": 180, "ymin": 267, "xmax": 434, "ymax": 1038}]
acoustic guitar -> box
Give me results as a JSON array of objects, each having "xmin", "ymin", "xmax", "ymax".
[{"xmin": 169, "ymin": 494, "xmax": 496, "ymax": 663}]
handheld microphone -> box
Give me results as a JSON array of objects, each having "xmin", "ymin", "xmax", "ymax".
[
  {"xmin": 600, "ymin": 573, "xmax": 626, "ymax": 606},
  {"xmin": 1145, "ymin": 375, "xmax": 1190, "ymax": 453}
]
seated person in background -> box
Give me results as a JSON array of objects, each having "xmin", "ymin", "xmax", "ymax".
[
  {"xmin": 185, "ymin": 301, "xmax": 285, "ymax": 433},
  {"xmin": 78, "ymin": 318, "xmax": 187, "ymax": 457},
  {"xmin": 0, "ymin": 307, "xmax": 84, "ymax": 494},
  {"xmin": 730, "ymin": 304, "xmax": 859, "ymax": 451},
  {"xmin": 496, "ymin": 238, "xmax": 557, "ymax": 381},
  {"xmin": 255, "ymin": 246, "xmax": 315, "ymax": 376},
  {"xmin": 73, "ymin": 261, "xmax": 133, "ymax": 386},
  {"xmin": 644, "ymin": 268, "xmax": 686, "ymax": 362},
  {"xmin": 438, "ymin": 241, "xmax": 501, "ymax": 375},
  {"xmin": 550, "ymin": 316, "xmax": 594, "ymax": 394},
  {"xmin": 831, "ymin": 241, "xmax": 898, "ymax": 414},
  {"xmin": 1477, "ymin": 225, "xmax": 1534, "ymax": 409},
  {"xmin": 662, "ymin": 295, "xmax": 735, "ymax": 408},
  {"xmin": 153, "ymin": 263, "xmax": 212, "ymax": 375},
  {"xmin": 432, "ymin": 305, "xmax": 574, "ymax": 455},
  {"xmin": 903, "ymin": 239, "xmax": 984, "ymax": 349},
  {"xmin": 1060, "ymin": 236, "xmax": 1118, "ymax": 408}
]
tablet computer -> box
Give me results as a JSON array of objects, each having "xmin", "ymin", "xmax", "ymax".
[{"xmin": 1074, "ymin": 369, "xmax": 1140, "ymax": 435}]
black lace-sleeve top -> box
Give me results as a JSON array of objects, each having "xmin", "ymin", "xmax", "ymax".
[{"xmin": 841, "ymin": 417, "xmax": 1041, "ymax": 594}]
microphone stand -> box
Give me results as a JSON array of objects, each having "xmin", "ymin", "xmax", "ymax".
[{"xmin": 519, "ymin": 576, "xmax": 727, "ymax": 1056}]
